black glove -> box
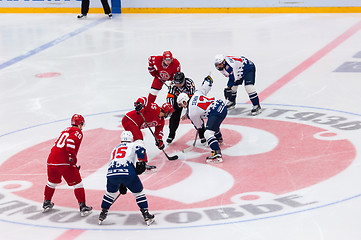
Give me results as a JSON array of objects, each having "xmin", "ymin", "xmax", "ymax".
[
  {"xmin": 119, "ymin": 183, "xmax": 127, "ymax": 195},
  {"xmin": 156, "ymin": 139, "xmax": 165, "ymax": 150},
  {"xmin": 135, "ymin": 161, "xmax": 146, "ymax": 175},
  {"xmin": 224, "ymin": 87, "xmax": 232, "ymax": 100},
  {"xmin": 134, "ymin": 102, "xmax": 143, "ymax": 112},
  {"xmin": 198, "ymin": 126, "xmax": 206, "ymax": 139}
]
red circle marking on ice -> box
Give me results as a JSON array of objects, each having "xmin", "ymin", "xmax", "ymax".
[
  {"xmin": 0, "ymin": 118, "xmax": 356, "ymax": 211},
  {"xmin": 35, "ymin": 72, "xmax": 61, "ymax": 78}
]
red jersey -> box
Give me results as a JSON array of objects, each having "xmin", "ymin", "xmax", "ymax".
[
  {"xmin": 148, "ymin": 56, "xmax": 181, "ymax": 82},
  {"xmin": 47, "ymin": 126, "xmax": 83, "ymax": 166},
  {"xmin": 123, "ymin": 97, "xmax": 164, "ymax": 140}
]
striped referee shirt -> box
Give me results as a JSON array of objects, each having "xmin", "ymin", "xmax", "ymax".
[{"xmin": 166, "ymin": 78, "xmax": 195, "ymax": 106}]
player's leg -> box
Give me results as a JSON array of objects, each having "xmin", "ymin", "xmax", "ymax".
[
  {"xmin": 148, "ymin": 77, "xmax": 163, "ymax": 103},
  {"xmin": 224, "ymin": 85, "xmax": 239, "ymax": 109},
  {"xmin": 127, "ymin": 174, "xmax": 155, "ymax": 225},
  {"xmin": 99, "ymin": 176, "xmax": 121, "ymax": 223},
  {"xmin": 62, "ymin": 166, "xmax": 92, "ymax": 216},
  {"xmin": 244, "ymin": 68, "xmax": 261, "ymax": 115},
  {"xmin": 167, "ymin": 105, "xmax": 182, "ymax": 143},
  {"xmin": 42, "ymin": 165, "xmax": 61, "ymax": 212},
  {"xmin": 205, "ymin": 109, "xmax": 227, "ymax": 163}
]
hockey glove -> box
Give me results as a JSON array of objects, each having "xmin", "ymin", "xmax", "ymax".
[
  {"xmin": 198, "ymin": 126, "xmax": 206, "ymax": 139},
  {"xmin": 135, "ymin": 161, "xmax": 146, "ymax": 175},
  {"xmin": 204, "ymin": 75, "xmax": 214, "ymax": 84},
  {"xmin": 119, "ymin": 183, "xmax": 127, "ymax": 195},
  {"xmin": 156, "ymin": 139, "xmax": 165, "ymax": 150},
  {"xmin": 224, "ymin": 87, "xmax": 232, "ymax": 100},
  {"xmin": 134, "ymin": 102, "xmax": 143, "ymax": 112}
]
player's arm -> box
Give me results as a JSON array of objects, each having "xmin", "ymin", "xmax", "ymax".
[
  {"xmin": 135, "ymin": 145, "xmax": 147, "ymax": 175},
  {"xmin": 66, "ymin": 132, "xmax": 81, "ymax": 165},
  {"xmin": 134, "ymin": 97, "xmax": 148, "ymax": 113},
  {"xmin": 154, "ymin": 123, "xmax": 165, "ymax": 150},
  {"xmin": 148, "ymin": 56, "xmax": 159, "ymax": 78}
]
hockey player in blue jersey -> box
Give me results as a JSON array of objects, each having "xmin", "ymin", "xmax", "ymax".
[
  {"xmin": 214, "ymin": 54, "xmax": 261, "ymax": 115},
  {"xmin": 177, "ymin": 75, "xmax": 227, "ymax": 163},
  {"xmin": 98, "ymin": 131, "xmax": 155, "ymax": 226}
]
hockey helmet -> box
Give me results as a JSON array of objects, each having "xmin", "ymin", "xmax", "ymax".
[
  {"xmin": 163, "ymin": 51, "xmax": 173, "ymax": 61},
  {"xmin": 177, "ymin": 93, "xmax": 189, "ymax": 107},
  {"xmin": 214, "ymin": 54, "xmax": 226, "ymax": 70},
  {"xmin": 71, "ymin": 114, "xmax": 85, "ymax": 126},
  {"xmin": 161, "ymin": 102, "xmax": 174, "ymax": 114},
  {"xmin": 121, "ymin": 131, "xmax": 134, "ymax": 142},
  {"xmin": 173, "ymin": 72, "xmax": 185, "ymax": 85}
]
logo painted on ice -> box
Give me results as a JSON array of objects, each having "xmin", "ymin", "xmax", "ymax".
[{"xmin": 1, "ymin": 104, "xmax": 361, "ymax": 230}]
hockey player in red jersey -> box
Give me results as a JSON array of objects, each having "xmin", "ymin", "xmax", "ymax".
[
  {"xmin": 42, "ymin": 114, "xmax": 93, "ymax": 216},
  {"xmin": 147, "ymin": 51, "xmax": 181, "ymax": 103},
  {"xmin": 121, "ymin": 96, "xmax": 174, "ymax": 162}
]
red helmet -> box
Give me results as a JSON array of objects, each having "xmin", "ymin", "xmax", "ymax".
[
  {"xmin": 71, "ymin": 114, "xmax": 85, "ymax": 126},
  {"xmin": 162, "ymin": 51, "xmax": 173, "ymax": 61},
  {"xmin": 161, "ymin": 102, "xmax": 174, "ymax": 114}
]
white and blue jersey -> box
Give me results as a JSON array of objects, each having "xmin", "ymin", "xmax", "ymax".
[
  {"xmin": 219, "ymin": 56, "xmax": 255, "ymax": 87},
  {"xmin": 187, "ymin": 77, "xmax": 227, "ymax": 131},
  {"xmin": 107, "ymin": 141, "xmax": 146, "ymax": 177}
]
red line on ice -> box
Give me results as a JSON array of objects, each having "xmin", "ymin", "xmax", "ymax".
[{"xmin": 258, "ymin": 20, "xmax": 361, "ymax": 101}]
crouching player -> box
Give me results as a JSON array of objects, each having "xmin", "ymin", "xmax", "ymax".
[
  {"xmin": 178, "ymin": 76, "xmax": 227, "ymax": 163},
  {"xmin": 98, "ymin": 131, "xmax": 155, "ymax": 226}
]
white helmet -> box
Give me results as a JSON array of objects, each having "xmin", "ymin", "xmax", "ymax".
[
  {"xmin": 177, "ymin": 93, "xmax": 190, "ymax": 107},
  {"xmin": 120, "ymin": 131, "xmax": 134, "ymax": 142},
  {"xmin": 214, "ymin": 54, "xmax": 225, "ymax": 70}
]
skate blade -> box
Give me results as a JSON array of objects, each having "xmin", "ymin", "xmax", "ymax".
[
  {"xmin": 98, "ymin": 220, "xmax": 104, "ymax": 225},
  {"xmin": 146, "ymin": 218, "xmax": 155, "ymax": 226},
  {"xmin": 251, "ymin": 109, "xmax": 262, "ymax": 116},
  {"xmin": 206, "ymin": 158, "xmax": 223, "ymax": 164},
  {"xmin": 42, "ymin": 207, "xmax": 52, "ymax": 213},
  {"xmin": 227, "ymin": 105, "xmax": 236, "ymax": 110},
  {"xmin": 80, "ymin": 210, "xmax": 92, "ymax": 217}
]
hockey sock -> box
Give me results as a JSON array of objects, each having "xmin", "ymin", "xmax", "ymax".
[
  {"xmin": 147, "ymin": 93, "xmax": 157, "ymax": 103},
  {"xmin": 101, "ymin": 192, "xmax": 117, "ymax": 209},
  {"xmin": 134, "ymin": 192, "xmax": 148, "ymax": 209},
  {"xmin": 44, "ymin": 185, "xmax": 55, "ymax": 201},
  {"xmin": 207, "ymin": 135, "xmax": 221, "ymax": 151},
  {"xmin": 74, "ymin": 188, "xmax": 86, "ymax": 203},
  {"xmin": 249, "ymin": 92, "xmax": 260, "ymax": 106}
]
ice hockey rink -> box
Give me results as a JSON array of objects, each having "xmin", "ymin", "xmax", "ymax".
[{"xmin": 1, "ymin": 12, "xmax": 361, "ymax": 240}]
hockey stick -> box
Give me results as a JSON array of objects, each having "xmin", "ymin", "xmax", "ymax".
[
  {"xmin": 138, "ymin": 112, "xmax": 178, "ymax": 161},
  {"xmin": 157, "ymin": 77, "xmax": 170, "ymax": 88},
  {"xmin": 182, "ymin": 131, "xmax": 198, "ymax": 153}
]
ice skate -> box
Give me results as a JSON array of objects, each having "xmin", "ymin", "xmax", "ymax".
[
  {"xmin": 226, "ymin": 100, "xmax": 236, "ymax": 110},
  {"xmin": 140, "ymin": 208, "xmax": 155, "ymax": 226},
  {"xmin": 108, "ymin": 13, "xmax": 112, "ymax": 19},
  {"xmin": 200, "ymin": 138, "xmax": 207, "ymax": 144},
  {"xmin": 251, "ymin": 105, "xmax": 262, "ymax": 116},
  {"xmin": 42, "ymin": 200, "xmax": 54, "ymax": 213},
  {"xmin": 206, "ymin": 150, "xmax": 223, "ymax": 163},
  {"xmin": 79, "ymin": 202, "xmax": 93, "ymax": 217},
  {"xmin": 98, "ymin": 208, "xmax": 108, "ymax": 224},
  {"xmin": 166, "ymin": 137, "xmax": 174, "ymax": 144},
  {"xmin": 77, "ymin": 14, "xmax": 87, "ymax": 19}
]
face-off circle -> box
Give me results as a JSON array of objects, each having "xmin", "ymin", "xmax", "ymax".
[{"xmin": 0, "ymin": 104, "xmax": 360, "ymax": 230}]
